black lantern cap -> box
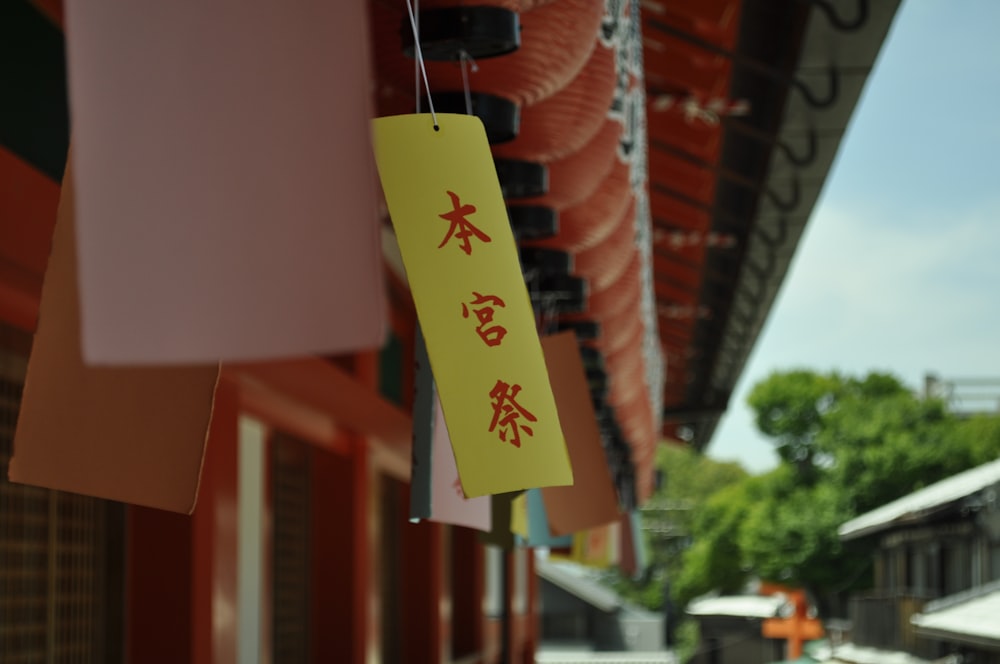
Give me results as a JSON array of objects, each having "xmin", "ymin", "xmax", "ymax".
[
  {"xmin": 495, "ymin": 159, "xmax": 548, "ymax": 199},
  {"xmin": 422, "ymin": 91, "xmax": 519, "ymax": 144},
  {"xmin": 530, "ymin": 275, "xmax": 588, "ymax": 314},
  {"xmin": 555, "ymin": 320, "xmax": 601, "ymax": 341},
  {"xmin": 519, "ymin": 247, "xmax": 572, "ymax": 276},
  {"xmin": 402, "ymin": 7, "xmax": 520, "ymax": 61},
  {"xmin": 507, "ymin": 206, "xmax": 557, "ymax": 240}
]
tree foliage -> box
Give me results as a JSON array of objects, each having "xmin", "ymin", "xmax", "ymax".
[
  {"xmin": 601, "ymin": 444, "xmax": 748, "ymax": 611},
  {"xmin": 677, "ymin": 369, "xmax": 1000, "ymax": 614},
  {"xmin": 748, "ymin": 370, "xmax": 839, "ymax": 470},
  {"xmin": 672, "ymin": 477, "xmax": 761, "ymax": 606}
]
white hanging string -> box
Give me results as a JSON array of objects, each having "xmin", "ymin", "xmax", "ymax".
[
  {"xmin": 414, "ymin": 0, "xmax": 420, "ymax": 113},
  {"xmin": 404, "ymin": 0, "xmax": 438, "ymax": 129},
  {"xmin": 539, "ymin": 291, "xmax": 560, "ymax": 336},
  {"xmin": 458, "ymin": 49, "xmax": 479, "ymax": 116}
]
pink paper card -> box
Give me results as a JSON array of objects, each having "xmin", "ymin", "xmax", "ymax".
[
  {"xmin": 64, "ymin": 0, "xmax": 385, "ymax": 364},
  {"xmin": 429, "ymin": 394, "xmax": 492, "ymax": 531},
  {"xmin": 410, "ymin": 329, "xmax": 491, "ymax": 531},
  {"xmin": 10, "ymin": 170, "xmax": 219, "ymax": 513}
]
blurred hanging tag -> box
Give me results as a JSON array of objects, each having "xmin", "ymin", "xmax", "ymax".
[
  {"xmin": 10, "ymin": 165, "xmax": 219, "ymax": 513},
  {"xmin": 619, "ymin": 510, "xmax": 647, "ymax": 577},
  {"xmin": 373, "ymin": 113, "xmax": 572, "ymax": 497},
  {"xmin": 570, "ymin": 522, "xmax": 621, "ymax": 569},
  {"xmin": 631, "ymin": 511, "xmax": 648, "ymax": 572},
  {"xmin": 65, "ymin": 0, "xmax": 385, "ymax": 364},
  {"xmin": 410, "ymin": 327, "xmax": 492, "ymax": 530},
  {"xmin": 427, "ymin": 388, "xmax": 492, "ymax": 530},
  {"xmin": 510, "ymin": 492, "xmax": 530, "ymax": 540},
  {"xmin": 539, "ymin": 332, "xmax": 620, "ymax": 536},
  {"xmin": 409, "ymin": 327, "xmax": 435, "ymax": 521},
  {"xmin": 619, "ymin": 511, "xmax": 638, "ymax": 577},
  {"xmin": 525, "ymin": 489, "xmax": 572, "ymax": 549}
]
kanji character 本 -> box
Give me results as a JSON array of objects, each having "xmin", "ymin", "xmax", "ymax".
[
  {"xmin": 438, "ymin": 191, "xmax": 491, "ymax": 255},
  {"xmin": 462, "ymin": 292, "xmax": 507, "ymax": 347},
  {"xmin": 488, "ymin": 380, "xmax": 537, "ymax": 448}
]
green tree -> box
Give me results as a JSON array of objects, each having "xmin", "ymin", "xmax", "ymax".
[
  {"xmin": 680, "ymin": 369, "xmax": 1000, "ymax": 616},
  {"xmin": 602, "ymin": 444, "xmax": 748, "ymax": 611},
  {"xmin": 818, "ymin": 385, "xmax": 960, "ymax": 513},
  {"xmin": 672, "ymin": 476, "xmax": 761, "ymax": 606},
  {"xmin": 747, "ymin": 370, "xmax": 839, "ymax": 472},
  {"xmin": 950, "ymin": 413, "xmax": 1000, "ymax": 466},
  {"xmin": 738, "ymin": 478, "xmax": 857, "ymax": 593}
]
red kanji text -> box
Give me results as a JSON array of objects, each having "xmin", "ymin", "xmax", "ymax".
[
  {"xmin": 438, "ymin": 191, "xmax": 491, "ymax": 255},
  {"xmin": 462, "ymin": 292, "xmax": 507, "ymax": 347},
  {"xmin": 488, "ymin": 380, "xmax": 537, "ymax": 448}
]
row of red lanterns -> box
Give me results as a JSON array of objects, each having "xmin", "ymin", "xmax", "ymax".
[{"xmin": 370, "ymin": 0, "xmax": 661, "ymax": 503}]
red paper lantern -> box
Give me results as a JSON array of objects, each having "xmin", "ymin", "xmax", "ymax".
[
  {"xmin": 523, "ymin": 160, "xmax": 631, "ymax": 253},
  {"xmin": 518, "ymin": 120, "xmax": 623, "ymax": 211},
  {"xmin": 491, "ymin": 40, "xmax": 617, "ymax": 162},
  {"xmin": 373, "ymin": 0, "xmax": 604, "ymax": 107}
]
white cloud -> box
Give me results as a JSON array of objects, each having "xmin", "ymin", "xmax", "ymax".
[
  {"xmin": 772, "ymin": 200, "xmax": 1000, "ymax": 381},
  {"xmin": 705, "ymin": 1, "xmax": 1000, "ymax": 473},
  {"xmin": 708, "ymin": 199, "xmax": 1000, "ymax": 472}
]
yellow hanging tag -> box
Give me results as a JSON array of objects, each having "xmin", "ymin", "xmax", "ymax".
[
  {"xmin": 373, "ymin": 113, "xmax": 573, "ymax": 497},
  {"xmin": 570, "ymin": 522, "xmax": 621, "ymax": 569}
]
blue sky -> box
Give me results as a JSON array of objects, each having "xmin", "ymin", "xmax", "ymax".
[{"xmin": 707, "ymin": 0, "xmax": 1000, "ymax": 472}]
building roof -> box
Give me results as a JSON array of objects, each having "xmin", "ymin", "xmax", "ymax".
[
  {"xmin": 910, "ymin": 580, "xmax": 1000, "ymax": 649},
  {"xmin": 536, "ymin": 558, "xmax": 623, "ymax": 613},
  {"xmin": 811, "ymin": 642, "xmax": 934, "ymax": 664},
  {"xmin": 838, "ymin": 457, "xmax": 1000, "ymax": 541},
  {"xmin": 536, "ymin": 651, "xmax": 675, "ymax": 664},
  {"xmin": 646, "ymin": 0, "xmax": 902, "ymax": 451},
  {"xmin": 686, "ymin": 594, "xmax": 785, "ymax": 619}
]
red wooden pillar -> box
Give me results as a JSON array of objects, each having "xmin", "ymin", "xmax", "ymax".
[
  {"xmin": 125, "ymin": 377, "xmax": 239, "ymax": 664},
  {"xmin": 523, "ymin": 552, "xmax": 539, "ymax": 664},
  {"xmin": 191, "ymin": 378, "xmax": 239, "ymax": 664},
  {"xmin": 125, "ymin": 508, "xmax": 192, "ymax": 664},
  {"xmin": 502, "ymin": 546, "xmax": 538, "ymax": 664},
  {"xmin": 399, "ymin": 505, "xmax": 448, "ymax": 663},
  {"xmin": 353, "ymin": 351, "xmax": 379, "ymax": 664},
  {"xmin": 451, "ymin": 526, "xmax": 485, "ymax": 660},
  {"xmin": 310, "ymin": 440, "xmax": 362, "ymax": 664},
  {"xmin": 506, "ymin": 550, "xmax": 519, "ymax": 663}
]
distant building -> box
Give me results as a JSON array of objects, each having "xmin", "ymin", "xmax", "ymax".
[
  {"xmin": 537, "ymin": 558, "xmax": 666, "ymax": 655},
  {"xmin": 829, "ymin": 457, "xmax": 1000, "ymax": 663},
  {"xmin": 685, "ymin": 595, "xmax": 787, "ymax": 664}
]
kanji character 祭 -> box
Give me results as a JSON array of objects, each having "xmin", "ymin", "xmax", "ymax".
[
  {"xmin": 488, "ymin": 380, "xmax": 537, "ymax": 448},
  {"xmin": 462, "ymin": 292, "xmax": 507, "ymax": 347},
  {"xmin": 438, "ymin": 190, "xmax": 491, "ymax": 255}
]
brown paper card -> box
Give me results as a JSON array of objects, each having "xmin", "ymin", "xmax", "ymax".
[
  {"xmin": 540, "ymin": 332, "xmax": 621, "ymax": 536},
  {"xmin": 9, "ymin": 172, "xmax": 219, "ymax": 513}
]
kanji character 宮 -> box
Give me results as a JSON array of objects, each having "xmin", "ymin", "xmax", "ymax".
[
  {"xmin": 438, "ymin": 190, "xmax": 491, "ymax": 255},
  {"xmin": 488, "ymin": 380, "xmax": 537, "ymax": 448},
  {"xmin": 462, "ymin": 292, "xmax": 507, "ymax": 347}
]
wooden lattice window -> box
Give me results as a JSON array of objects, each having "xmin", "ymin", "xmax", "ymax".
[
  {"xmin": 0, "ymin": 330, "xmax": 123, "ymax": 664},
  {"xmin": 271, "ymin": 435, "xmax": 311, "ymax": 664}
]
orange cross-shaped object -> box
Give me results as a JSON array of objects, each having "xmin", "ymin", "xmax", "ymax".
[{"xmin": 761, "ymin": 587, "xmax": 824, "ymax": 659}]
